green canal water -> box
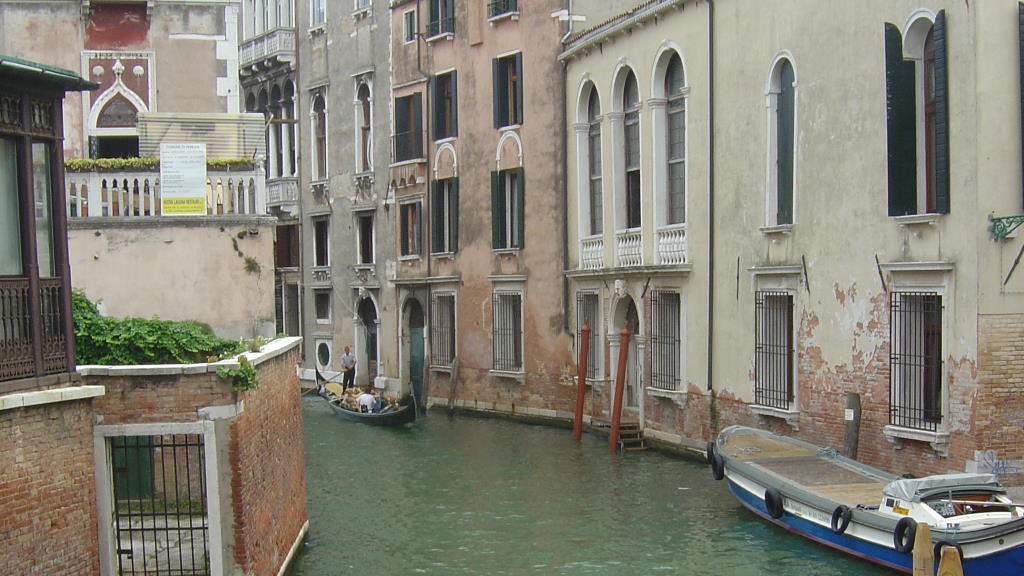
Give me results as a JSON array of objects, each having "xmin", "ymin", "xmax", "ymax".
[{"xmin": 286, "ymin": 397, "xmax": 883, "ymax": 575}]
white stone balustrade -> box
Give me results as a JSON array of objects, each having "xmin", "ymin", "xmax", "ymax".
[
  {"xmin": 616, "ymin": 229, "xmax": 643, "ymax": 267},
  {"xmin": 65, "ymin": 169, "xmax": 266, "ymax": 217},
  {"xmin": 657, "ymin": 224, "xmax": 688, "ymax": 265},
  {"xmin": 240, "ymin": 28, "xmax": 296, "ymax": 68},
  {"xmin": 580, "ymin": 236, "xmax": 604, "ymax": 270}
]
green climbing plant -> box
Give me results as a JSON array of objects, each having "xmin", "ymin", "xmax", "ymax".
[{"xmin": 216, "ymin": 356, "xmax": 258, "ymax": 392}]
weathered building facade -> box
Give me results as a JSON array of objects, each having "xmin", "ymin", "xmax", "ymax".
[
  {"xmin": 388, "ymin": 0, "xmax": 575, "ymax": 412},
  {"xmin": 564, "ymin": 0, "xmax": 1024, "ymax": 483},
  {"xmin": 296, "ymin": 0, "xmax": 398, "ymax": 392}
]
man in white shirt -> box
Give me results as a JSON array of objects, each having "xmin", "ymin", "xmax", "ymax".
[
  {"xmin": 339, "ymin": 345, "xmax": 357, "ymax": 391},
  {"xmin": 356, "ymin": 390, "xmax": 376, "ymax": 413}
]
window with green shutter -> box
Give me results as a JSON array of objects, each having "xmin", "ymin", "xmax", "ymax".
[
  {"xmin": 432, "ymin": 178, "xmax": 458, "ymax": 254},
  {"xmin": 776, "ymin": 59, "xmax": 795, "ymax": 225},
  {"xmin": 493, "ymin": 53, "xmax": 523, "ymax": 129},
  {"xmin": 885, "ymin": 12, "xmax": 949, "ymax": 217},
  {"xmin": 433, "ymin": 71, "xmax": 457, "ymax": 141},
  {"xmin": 490, "ymin": 169, "xmax": 523, "ymax": 249}
]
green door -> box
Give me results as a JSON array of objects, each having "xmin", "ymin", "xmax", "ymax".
[
  {"xmin": 410, "ymin": 327, "xmax": 425, "ymax": 404},
  {"xmin": 112, "ymin": 436, "xmax": 154, "ymax": 500}
]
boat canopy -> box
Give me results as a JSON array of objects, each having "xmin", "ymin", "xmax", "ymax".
[{"xmin": 884, "ymin": 473, "xmax": 1003, "ymax": 502}]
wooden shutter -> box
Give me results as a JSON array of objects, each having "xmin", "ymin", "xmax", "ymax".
[
  {"xmin": 885, "ymin": 23, "xmax": 917, "ymax": 216},
  {"xmin": 412, "ymin": 92, "xmax": 423, "ymax": 158},
  {"xmin": 450, "ymin": 177, "xmax": 459, "ymax": 251},
  {"xmin": 450, "ymin": 70, "xmax": 458, "ymax": 137},
  {"xmin": 492, "ymin": 59, "xmax": 504, "ymax": 128},
  {"xmin": 491, "ymin": 171, "xmax": 504, "ymax": 248},
  {"xmin": 933, "ymin": 10, "xmax": 950, "ymax": 214},
  {"xmin": 514, "ymin": 53, "xmax": 524, "ymax": 125},
  {"xmin": 777, "ymin": 61, "xmax": 795, "ymax": 225},
  {"xmin": 431, "ymin": 180, "xmax": 443, "ymax": 253},
  {"xmin": 431, "ymin": 76, "xmax": 440, "ymax": 141},
  {"xmin": 515, "ymin": 168, "xmax": 525, "ymax": 248},
  {"xmin": 444, "ymin": 0, "xmax": 454, "ymax": 32}
]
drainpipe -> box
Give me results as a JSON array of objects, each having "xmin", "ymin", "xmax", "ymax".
[
  {"xmin": 560, "ymin": 0, "xmax": 572, "ymax": 332},
  {"xmin": 706, "ymin": 0, "xmax": 715, "ymax": 393},
  {"xmin": 418, "ymin": 0, "xmax": 433, "ymax": 402}
]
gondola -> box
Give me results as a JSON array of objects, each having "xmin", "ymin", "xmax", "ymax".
[{"xmin": 315, "ymin": 369, "xmax": 417, "ymax": 427}]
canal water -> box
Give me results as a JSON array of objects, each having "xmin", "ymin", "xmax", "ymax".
[{"xmin": 286, "ymin": 397, "xmax": 882, "ymax": 575}]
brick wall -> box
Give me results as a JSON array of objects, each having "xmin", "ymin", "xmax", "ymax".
[
  {"xmin": 976, "ymin": 314, "xmax": 1024, "ymax": 485},
  {"xmin": 0, "ymin": 400, "xmax": 99, "ymax": 575},
  {"xmin": 91, "ymin": 371, "xmax": 234, "ymax": 424},
  {"xmin": 229, "ymin": 346, "xmax": 307, "ymax": 576}
]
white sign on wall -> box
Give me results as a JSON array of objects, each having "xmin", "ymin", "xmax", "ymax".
[{"xmin": 160, "ymin": 143, "xmax": 207, "ymax": 215}]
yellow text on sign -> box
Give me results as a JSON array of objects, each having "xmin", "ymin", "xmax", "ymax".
[{"xmin": 162, "ymin": 198, "xmax": 206, "ymax": 215}]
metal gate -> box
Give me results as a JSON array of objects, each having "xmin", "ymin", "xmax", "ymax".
[{"xmin": 112, "ymin": 434, "xmax": 209, "ymax": 575}]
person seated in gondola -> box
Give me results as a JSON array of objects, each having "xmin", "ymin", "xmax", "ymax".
[{"xmin": 356, "ymin": 389, "xmax": 376, "ymax": 413}]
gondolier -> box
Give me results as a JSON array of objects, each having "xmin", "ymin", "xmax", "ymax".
[{"xmin": 340, "ymin": 345, "xmax": 357, "ymax": 390}]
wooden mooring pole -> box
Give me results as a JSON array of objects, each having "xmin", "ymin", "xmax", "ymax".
[
  {"xmin": 573, "ymin": 323, "xmax": 590, "ymax": 441},
  {"xmin": 609, "ymin": 327, "xmax": 630, "ymax": 453},
  {"xmin": 912, "ymin": 522, "xmax": 965, "ymax": 576}
]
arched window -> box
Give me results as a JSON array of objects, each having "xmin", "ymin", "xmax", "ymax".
[
  {"xmin": 623, "ymin": 72, "xmax": 641, "ymax": 229},
  {"xmin": 270, "ymin": 84, "xmax": 283, "ymax": 178},
  {"xmin": 312, "ymin": 93, "xmax": 327, "ymax": 180},
  {"xmin": 357, "ymin": 83, "xmax": 372, "ymax": 172},
  {"xmin": 587, "ymin": 90, "xmax": 602, "ymax": 236},
  {"xmin": 886, "ymin": 12, "xmax": 948, "ymax": 216},
  {"xmin": 283, "ymin": 82, "xmax": 296, "ymax": 177},
  {"xmin": 665, "ymin": 55, "xmax": 686, "ymax": 225},
  {"xmin": 768, "ymin": 57, "xmax": 795, "ymax": 226}
]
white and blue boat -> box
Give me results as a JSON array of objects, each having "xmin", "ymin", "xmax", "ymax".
[{"xmin": 710, "ymin": 425, "xmax": 1024, "ymax": 574}]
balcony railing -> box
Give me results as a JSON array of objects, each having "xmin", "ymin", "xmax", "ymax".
[
  {"xmin": 0, "ymin": 277, "xmax": 68, "ymax": 381},
  {"xmin": 616, "ymin": 229, "xmax": 643, "ymax": 267},
  {"xmin": 66, "ymin": 169, "xmax": 265, "ymax": 217},
  {"xmin": 426, "ymin": 17, "xmax": 455, "ymax": 38},
  {"xmin": 239, "ymin": 27, "xmax": 297, "ymax": 69},
  {"xmin": 266, "ymin": 176, "xmax": 299, "ymax": 208},
  {"xmin": 488, "ymin": 0, "xmax": 518, "ymax": 19},
  {"xmin": 580, "ymin": 236, "xmax": 603, "ymax": 270},
  {"xmin": 656, "ymin": 224, "xmax": 687, "ymax": 265}
]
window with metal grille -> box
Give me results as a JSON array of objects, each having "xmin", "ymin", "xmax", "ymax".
[
  {"xmin": 488, "ymin": 0, "xmax": 518, "ymax": 18},
  {"xmin": 111, "ymin": 434, "xmax": 209, "ymax": 576},
  {"xmin": 492, "ymin": 290, "xmax": 522, "ymax": 372},
  {"xmin": 575, "ymin": 292, "xmax": 600, "ymax": 380},
  {"xmin": 890, "ymin": 292, "xmax": 942, "ymax": 430},
  {"xmin": 431, "ymin": 292, "xmax": 456, "ymax": 367},
  {"xmin": 754, "ymin": 291, "xmax": 793, "ymax": 409},
  {"xmin": 651, "ymin": 291, "xmax": 681, "ymax": 391},
  {"xmin": 427, "ymin": 0, "xmax": 454, "ymax": 37}
]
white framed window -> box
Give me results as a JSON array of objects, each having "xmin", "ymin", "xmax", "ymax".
[
  {"xmin": 400, "ymin": 200, "xmax": 422, "ymax": 257},
  {"xmin": 310, "ymin": 0, "xmax": 325, "ymax": 27},
  {"xmin": 314, "ymin": 289, "xmax": 331, "ymax": 324},
  {"xmin": 754, "ymin": 290, "xmax": 794, "ymax": 410},
  {"xmin": 354, "ymin": 0, "xmax": 371, "ymax": 12},
  {"xmin": 492, "ymin": 289, "xmax": 523, "ymax": 373},
  {"xmin": 651, "ymin": 290, "xmax": 682, "ymax": 391},
  {"xmin": 315, "ymin": 339, "xmax": 332, "ymax": 371},
  {"xmin": 431, "ymin": 178, "xmax": 458, "ymax": 254},
  {"xmin": 355, "ymin": 80, "xmax": 372, "ymax": 173},
  {"xmin": 312, "ymin": 216, "xmax": 329, "ymax": 267},
  {"xmin": 356, "ymin": 211, "xmax": 375, "ymax": 265},
  {"xmin": 490, "ymin": 168, "xmax": 523, "ymax": 250},
  {"xmin": 575, "ymin": 291, "xmax": 601, "ymax": 382},
  {"xmin": 587, "ymin": 89, "xmax": 603, "ymax": 236},
  {"xmin": 492, "ymin": 52, "xmax": 522, "ymax": 128},
  {"xmin": 427, "ymin": 0, "xmax": 454, "ymax": 37},
  {"xmin": 622, "ymin": 71, "xmax": 641, "ymax": 230},
  {"xmin": 665, "ymin": 56, "xmax": 686, "ymax": 226},
  {"xmin": 890, "ymin": 291, "xmax": 943, "ymax": 431},
  {"xmin": 766, "ymin": 55, "xmax": 796, "ymax": 227},
  {"xmin": 403, "ymin": 9, "xmax": 417, "ymax": 43},
  {"xmin": 311, "ymin": 91, "xmax": 328, "ymax": 180}
]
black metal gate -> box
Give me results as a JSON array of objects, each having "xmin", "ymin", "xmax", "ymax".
[{"xmin": 112, "ymin": 434, "xmax": 209, "ymax": 575}]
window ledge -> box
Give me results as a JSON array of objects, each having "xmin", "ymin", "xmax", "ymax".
[
  {"xmin": 354, "ymin": 263, "xmax": 375, "ymax": 271},
  {"xmin": 399, "ymin": 254, "xmax": 422, "ymax": 262},
  {"xmin": 431, "ymin": 251, "xmax": 456, "ymax": 261},
  {"xmin": 750, "ymin": 404, "xmax": 800, "ymax": 430},
  {"xmin": 487, "ymin": 11, "xmax": 520, "ymax": 25},
  {"xmin": 425, "ymin": 32, "xmax": 454, "ymax": 43},
  {"xmin": 893, "ymin": 213, "xmax": 941, "ymax": 226},
  {"xmin": 430, "ymin": 365, "xmax": 453, "ymax": 374},
  {"xmin": 492, "ymin": 248, "xmax": 521, "ymax": 256},
  {"xmin": 433, "ymin": 136, "xmax": 457, "ymax": 145},
  {"xmin": 883, "ymin": 425, "xmax": 950, "ymax": 457},
  {"xmin": 647, "ymin": 386, "xmax": 684, "ymax": 399},
  {"xmin": 390, "ymin": 158, "xmax": 427, "ymax": 168},
  {"xmin": 352, "ymin": 6, "xmax": 371, "ymax": 20},
  {"xmin": 498, "ymin": 124, "xmax": 522, "ymax": 132},
  {"xmin": 489, "ymin": 369, "xmax": 525, "ymax": 382},
  {"xmin": 759, "ymin": 224, "xmax": 793, "ymax": 236},
  {"xmin": 308, "ymin": 24, "xmax": 326, "ymax": 37},
  {"xmin": 315, "ymin": 318, "xmax": 331, "ymax": 325}
]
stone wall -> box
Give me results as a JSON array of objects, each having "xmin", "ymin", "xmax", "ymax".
[{"xmin": 0, "ymin": 397, "xmax": 100, "ymax": 575}]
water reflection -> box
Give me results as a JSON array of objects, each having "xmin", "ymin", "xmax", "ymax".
[{"xmin": 287, "ymin": 397, "xmax": 883, "ymax": 575}]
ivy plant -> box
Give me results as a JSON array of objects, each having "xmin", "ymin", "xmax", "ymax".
[{"xmin": 216, "ymin": 356, "xmax": 259, "ymax": 392}]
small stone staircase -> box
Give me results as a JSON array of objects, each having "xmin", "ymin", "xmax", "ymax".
[{"xmin": 592, "ymin": 419, "xmax": 648, "ymax": 451}]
